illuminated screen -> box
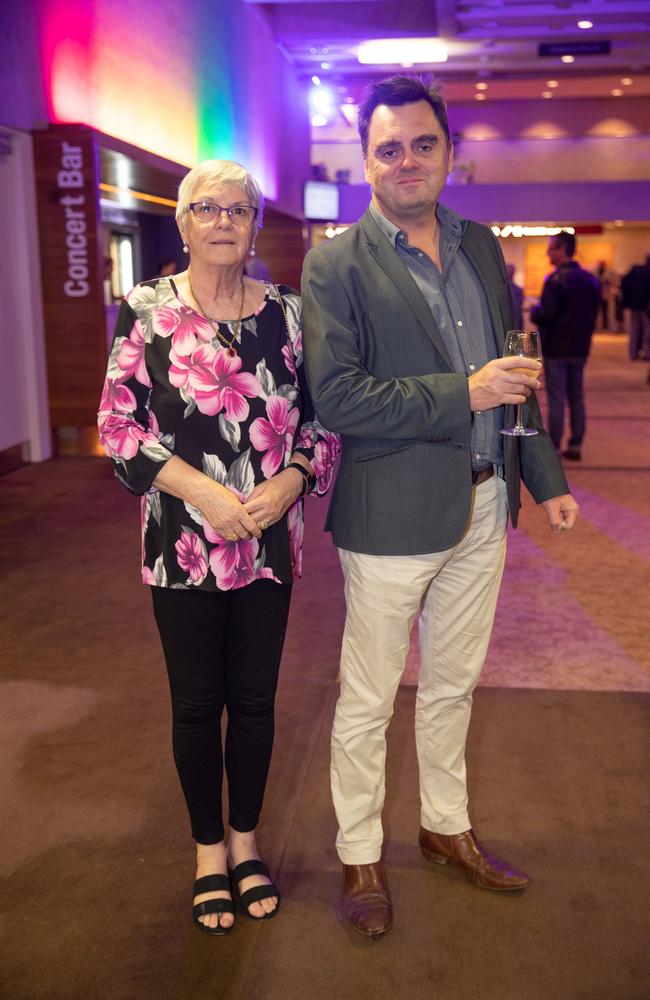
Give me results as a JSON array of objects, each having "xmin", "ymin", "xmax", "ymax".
[{"xmin": 304, "ymin": 181, "xmax": 339, "ymax": 221}]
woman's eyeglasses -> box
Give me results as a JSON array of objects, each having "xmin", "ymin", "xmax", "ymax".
[{"xmin": 187, "ymin": 202, "xmax": 257, "ymax": 226}]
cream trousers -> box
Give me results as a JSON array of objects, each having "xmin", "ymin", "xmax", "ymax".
[{"xmin": 332, "ymin": 475, "xmax": 508, "ymax": 865}]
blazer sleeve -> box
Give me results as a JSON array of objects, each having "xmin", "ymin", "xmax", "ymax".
[{"xmin": 301, "ymin": 246, "xmax": 470, "ymax": 442}]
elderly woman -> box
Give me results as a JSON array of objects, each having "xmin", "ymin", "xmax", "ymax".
[{"xmin": 98, "ymin": 160, "xmax": 339, "ymax": 934}]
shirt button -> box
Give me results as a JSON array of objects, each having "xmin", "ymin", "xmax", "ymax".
[
  {"xmin": 475, "ymin": 453, "xmax": 481, "ymax": 460},
  {"xmin": 469, "ymin": 364, "xmax": 475, "ymax": 371},
  {"xmin": 476, "ymin": 410, "xmax": 482, "ymax": 415},
  {"xmin": 457, "ymin": 320, "xmax": 463, "ymax": 327}
]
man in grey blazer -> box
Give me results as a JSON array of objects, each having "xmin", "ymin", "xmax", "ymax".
[{"xmin": 301, "ymin": 76, "xmax": 578, "ymax": 939}]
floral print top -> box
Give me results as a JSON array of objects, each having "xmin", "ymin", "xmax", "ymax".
[{"xmin": 98, "ymin": 278, "xmax": 340, "ymax": 591}]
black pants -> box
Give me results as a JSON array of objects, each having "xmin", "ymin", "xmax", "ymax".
[{"xmin": 152, "ymin": 581, "xmax": 292, "ymax": 844}]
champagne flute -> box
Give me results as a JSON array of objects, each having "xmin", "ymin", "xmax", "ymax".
[{"xmin": 500, "ymin": 330, "xmax": 542, "ymax": 437}]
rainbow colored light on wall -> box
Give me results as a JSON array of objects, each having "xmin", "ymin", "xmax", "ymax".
[{"xmin": 38, "ymin": 0, "xmax": 310, "ymax": 210}]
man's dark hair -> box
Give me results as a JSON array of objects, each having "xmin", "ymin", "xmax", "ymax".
[
  {"xmin": 357, "ymin": 75, "xmax": 451, "ymax": 158},
  {"xmin": 554, "ymin": 231, "xmax": 576, "ymax": 258}
]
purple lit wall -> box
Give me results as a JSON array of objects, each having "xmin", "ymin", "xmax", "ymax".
[{"xmin": 338, "ymin": 180, "xmax": 650, "ymax": 225}]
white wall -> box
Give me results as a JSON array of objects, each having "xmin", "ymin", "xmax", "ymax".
[{"xmin": 0, "ymin": 128, "xmax": 51, "ymax": 460}]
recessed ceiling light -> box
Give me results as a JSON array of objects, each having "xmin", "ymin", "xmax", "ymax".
[
  {"xmin": 357, "ymin": 38, "xmax": 448, "ymax": 65},
  {"xmin": 542, "ymin": 91, "xmax": 553, "ymax": 99},
  {"xmin": 577, "ymin": 20, "xmax": 593, "ymax": 30},
  {"xmin": 561, "ymin": 54, "xmax": 575, "ymax": 64},
  {"xmin": 547, "ymin": 80, "xmax": 559, "ymax": 88},
  {"xmin": 621, "ymin": 77, "xmax": 633, "ymax": 86},
  {"xmin": 611, "ymin": 89, "xmax": 623, "ymax": 96},
  {"xmin": 475, "ymin": 93, "xmax": 486, "ymax": 101},
  {"xmin": 311, "ymin": 75, "xmax": 321, "ymax": 86},
  {"xmin": 320, "ymin": 62, "xmax": 331, "ymax": 70},
  {"xmin": 475, "ymin": 82, "xmax": 488, "ymax": 90}
]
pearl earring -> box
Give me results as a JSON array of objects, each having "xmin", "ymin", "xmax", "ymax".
[
  {"xmin": 249, "ymin": 246, "xmax": 256, "ymax": 257},
  {"xmin": 182, "ymin": 243, "xmax": 189, "ymax": 254}
]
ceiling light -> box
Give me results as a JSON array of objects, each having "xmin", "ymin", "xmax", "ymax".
[
  {"xmin": 492, "ymin": 225, "xmax": 575, "ymax": 238},
  {"xmin": 611, "ymin": 89, "xmax": 623, "ymax": 96},
  {"xmin": 475, "ymin": 82, "xmax": 488, "ymax": 90},
  {"xmin": 475, "ymin": 93, "xmax": 486, "ymax": 101},
  {"xmin": 621, "ymin": 77, "xmax": 633, "ymax": 86},
  {"xmin": 311, "ymin": 75, "xmax": 321, "ymax": 86},
  {"xmin": 561, "ymin": 54, "xmax": 575, "ymax": 64},
  {"xmin": 542, "ymin": 91, "xmax": 553, "ymax": 99},
  {"xmin": 577, "ymin": 20, "xmax": 593, "ymax": 30},
  {"xmin": 320, "ymin": 62, "xmax": 331, "ymax": 70},
  {"xmin": 357, "ymin": 38, "xmax": 448, "ymax": 65},
  {"xmin": 309, "ymin": 83, "xmax": 334, "ymax": 125},
  {"xmin": 547, "ymin": 80, "xmax": 559, "ymax": 88}
]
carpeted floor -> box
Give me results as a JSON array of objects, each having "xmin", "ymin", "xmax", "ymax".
[{"xmin": 0, "ymin": 334, "xmax": 648, "ymax": 1000}]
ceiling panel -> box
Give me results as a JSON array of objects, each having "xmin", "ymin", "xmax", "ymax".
[{"xmin": 246, "ymin": 0, "xmax": 650, "ymax": 99}]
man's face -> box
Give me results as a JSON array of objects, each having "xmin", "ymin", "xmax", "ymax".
[
  {"xmin": 363, "ymin": 100, "xmax": 453, "ymax": 226},
  {"xmin": 547, "ymin": 237, "xmax": 567, "ymax": 267}
]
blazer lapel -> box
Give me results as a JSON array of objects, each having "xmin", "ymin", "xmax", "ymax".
[{"xmin": 360, "ymin": 210, "xmax": 454, "ymax": 370}]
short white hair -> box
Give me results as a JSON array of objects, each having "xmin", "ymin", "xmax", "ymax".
[{"xmin": 176, "ymin": 159, "xmax": 264, "ymax": 232}]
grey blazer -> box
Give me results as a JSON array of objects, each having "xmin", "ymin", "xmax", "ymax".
[{"xmin": 301, "ymin": 207, "xmax": 568, "ymax": 556}]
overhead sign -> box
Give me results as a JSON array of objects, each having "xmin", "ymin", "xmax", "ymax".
[{"xmin": 539, "ymin": 41, "xmax": 610, "ymax": 57}]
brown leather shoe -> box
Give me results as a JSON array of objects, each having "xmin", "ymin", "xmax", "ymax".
[
  {"xmin": 341, "ymin": 862, "xmax": 393, "ymax": 937},
  {"xmin": 419, "ymin": 827, "xmax": 531, "ymax": 891}
]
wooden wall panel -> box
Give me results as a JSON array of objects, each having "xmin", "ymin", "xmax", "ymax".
[
  {"xmin": 255, "ymin": 207, "xmax": 307, "ymax": 291},
  {"xmin": 32, "ymin": 125, "xmax": 106, "ymax": 427}
]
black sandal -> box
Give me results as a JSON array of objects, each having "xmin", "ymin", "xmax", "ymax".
[
  {"xmin": 192, "ymin": 874, "xmax": 235, "ymax": 935},
  {"xmin": 229, "ymin": 860, "xmax": 281, "ymax": 920}
]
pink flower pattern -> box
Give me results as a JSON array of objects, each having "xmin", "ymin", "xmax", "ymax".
[
  {"xmin": 175, "ymin": 528, "xmax": 209, "ymax": 585},
  {"xmin": 249, "ymin": 395, "xmax": 301, "ymax": 479},
  {"xmin": 98, "ymin": 278, "xmax": 339, "ymax": 591},
  {"xmin": 153, "ymin": 304, "xmax": 212, "ymax": 354},
  {"xmin": 204, "ymin": 521, "xmax": 278, "ymax": 590},
  {"xmin": 187, "ymin": 345, "xmax": 261, "ymax": 419},
  {"xmin": 115, "ymin": 319, "xmax": 151, "ymax": 386},
  {"xmin": 287, "ymin": 501, "xmax": 304, "ymax": 577}
]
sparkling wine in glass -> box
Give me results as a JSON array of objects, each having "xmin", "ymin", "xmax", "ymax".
[{"xmin": 500, "ymin": 330, "xmax": 541, "ymax": 437}]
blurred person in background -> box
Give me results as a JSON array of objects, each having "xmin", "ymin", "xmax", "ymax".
[
  {"xmin": 620, "ymin": 254, "xmax": 650, "ymax": 362},
  {"xmin": 531, "ymin": 232, "xmax": 600, "ymax": 461},
  {"xmin": 505, "ymin": 262, "xmax": 524, "ymax": 330},
  {"xmin": 157, "ymin": 259, "xmax": 178, "ymax": 277},
  {"xmin": 593, "ymin": 260, "xmax": 611, "ymax": 331}
]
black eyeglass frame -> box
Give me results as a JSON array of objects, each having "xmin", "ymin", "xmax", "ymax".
[{"xmin": 186, "ymin": 201, "xmax": 258, "ymax": 223}]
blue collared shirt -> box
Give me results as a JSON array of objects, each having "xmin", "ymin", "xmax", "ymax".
[{"xmin": 368, "ymin": 200, "xmax": 504, "ymax": 471}]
